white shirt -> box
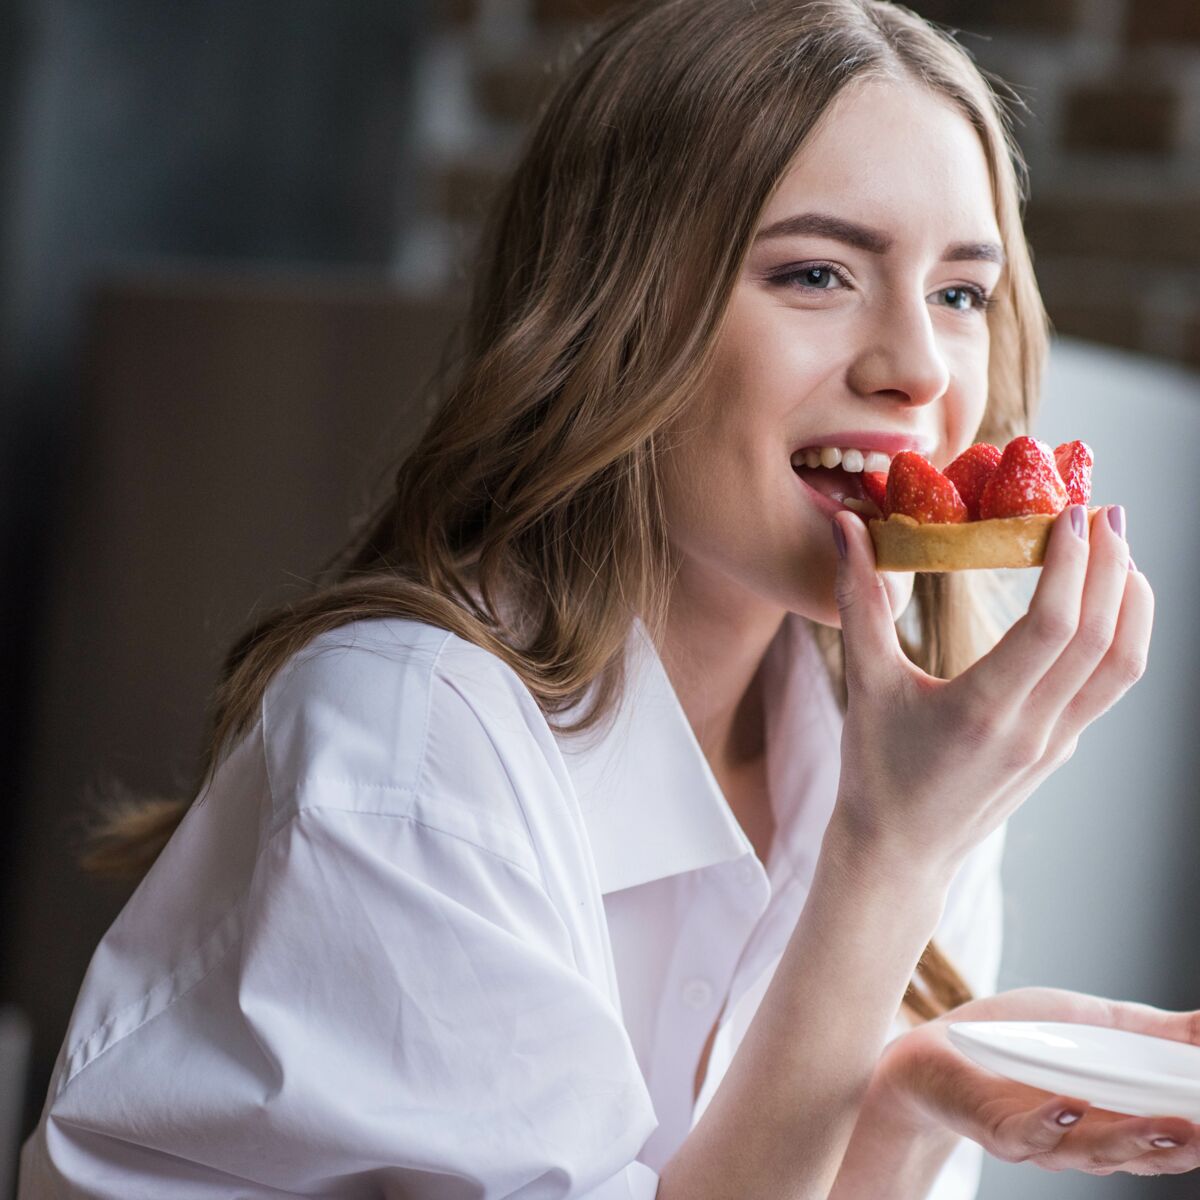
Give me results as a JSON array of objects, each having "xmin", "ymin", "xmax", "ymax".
[{"xmin": 19, "ymin": 613, "xmax": 1004, "ymax": 1199}]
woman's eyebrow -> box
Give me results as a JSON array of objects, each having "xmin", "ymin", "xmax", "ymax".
[
  {"xmin": 943, "ymin": 241, "xmax": 1006, "ymax": 266},
  {"xmin": 753, "ymin": 211, "xmax": 1006, "ymax": 265},
  {"xmin": 754, "ymin": 212, "xmax": 891, "ymax": 252}
]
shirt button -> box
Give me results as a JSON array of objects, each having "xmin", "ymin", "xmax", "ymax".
[
  {"xmin": 681, "ymin": 978, "xmax": 714, "ymax": 1010},
  {"xmin": 735, "ymin": 858, "xmax": 758, "ymax": 885}
]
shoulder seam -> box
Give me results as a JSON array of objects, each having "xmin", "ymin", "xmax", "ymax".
[
  {"xmin": 415, "ymin": 629, "xmax": 455, "ymax": 804},
  {"xmin": 433, "ymin": 671, "xmax": 559, "ymax": 920},
  {"xmin": 295, "ymin": 801, "xmax": 544, "ymax": 881},
  {"xmin": 261, "ymin": 624, "xmax": 457, "ymax": 835},
  {"xmin": 283, "ymin": 773, "xmax": 535, "ymax": 860},
  {"xmin": 414, "ymin": 631, "xmax": 522, "ymax": 800}
]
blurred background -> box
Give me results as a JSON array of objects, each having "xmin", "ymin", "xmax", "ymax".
[{"xmin": 0, "ymin": 1, "xmax": 1197, "ymax": 1197}]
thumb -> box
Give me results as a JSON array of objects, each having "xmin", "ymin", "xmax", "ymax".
[{"xmin": 831, "ymin": 513, "xmax": 904, "ymax": 687}]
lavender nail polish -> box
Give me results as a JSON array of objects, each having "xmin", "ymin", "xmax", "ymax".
[
  {"xmin": 1107, "ymin": 505, "xmax": 1126, "ymax": 539},
  {"xmin": 1070, "ymin": 505, "xmax": 1086, "ymax": 539}
]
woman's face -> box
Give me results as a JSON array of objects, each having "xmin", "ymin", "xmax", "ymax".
[{"xmin": 661, "ymin": 76, "xmax": 1004, "ymax": 629}]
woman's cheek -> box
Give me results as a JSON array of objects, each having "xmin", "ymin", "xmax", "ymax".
[{"xmin": 955, "ymin": 358, "xmax": 992, "ymax": 448}]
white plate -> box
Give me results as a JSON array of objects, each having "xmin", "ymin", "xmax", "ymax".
[{"xmin": 947, "ymin": 1021, "xmax": 1200, "ymax": 1121}]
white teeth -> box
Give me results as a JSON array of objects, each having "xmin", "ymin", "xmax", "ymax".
[{"xmin": 792, "ymin": 446, "xmax": 896, "ymax": 473}]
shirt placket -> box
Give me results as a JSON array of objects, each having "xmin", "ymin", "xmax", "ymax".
[{"xmin": 640, "ymin": 854, "xmax": 770, "ymax": 1167}]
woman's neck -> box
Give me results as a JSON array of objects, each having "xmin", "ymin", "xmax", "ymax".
[{"xmin": 657, "ymin": 572, "xmax": 785, "ymax": 774}]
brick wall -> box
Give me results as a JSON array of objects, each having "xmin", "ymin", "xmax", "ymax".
[{"xmin": 402, "ymin": 0, "xmax": 1200, "ymax": 370}]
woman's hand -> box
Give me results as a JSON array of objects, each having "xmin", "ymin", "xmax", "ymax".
[
  {"xmin": 830, "ymin": 504, "xmax": 1153, "ymax": 877},
  {"xmin": 874, "ymin": 987, "xmax": 1200, "ymax": 1177}
]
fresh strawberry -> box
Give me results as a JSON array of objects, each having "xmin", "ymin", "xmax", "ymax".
[
  {"xmin": 885, "ymin": 451, "xmax": 968, "ymax": 524},
  {"xmin": 861, "ymin": 470, "xmax": 889, "ymax": 515},
  {"xmin": 978, "ymin": 436, "xmax": 1069, "ymax": 519},
  {"xmin": 1054, "ymin": 440, "xmax": 1094, "ymax": 506},
  {"xmin": 943, "ymin": 443, "xmax": 1001, "ymax": 520}
]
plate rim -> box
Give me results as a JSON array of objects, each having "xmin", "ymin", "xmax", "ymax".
[{"xmin": 947, "ymin": 1021, "xmax": 1200, "ymax": 1098}]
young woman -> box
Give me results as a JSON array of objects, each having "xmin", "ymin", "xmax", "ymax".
[{"xmin": 19, "ymin": 0, "xmax": 1197, "ymax": 1196}]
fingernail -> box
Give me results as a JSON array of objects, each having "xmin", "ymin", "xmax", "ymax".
[
  {"xmin": 832, "ymin": 519, "xmax": 847, "ymax": 560},
  {"xmin": 1055, "ymin": 1110, "xmax": 1083, "ymax": 1126},
  {"xmin": 1070, "ymin": 505, "xmax": 1086, "ymax": 539},
  {"xmin": 1128, "ymin": 557, "xmax": 1137, "ymax": 572},
  {"xmin": 1107, "ymin": 505, "xmax": 1126, "ymax": 539},
  {"xmin": 1152, "ymin": 1137, "xmax": 1180, "ymax": 1149}
]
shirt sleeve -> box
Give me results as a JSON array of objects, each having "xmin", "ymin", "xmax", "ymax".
[
  {"xmin": 229, "ymin": 800, "xmax": 661, "ymax": 1199},
  {"xmin": 33, "ymin": 794, "xmax": 660, "ymax": 1200}
]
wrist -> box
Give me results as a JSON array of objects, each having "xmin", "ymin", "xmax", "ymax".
[
  {"xmin": 877, "ymin": 1024, "xmax": 977, "ymax": 1151},
  {"xmin": 821, "ymin": 806, "xmax": 957, "ymax": 903},
  {"xmin": 869, "ymin": 1033, "xmax": 943, "ymax": 1138},
  {"xmin": 828, "ymin": 1035, "xmax": 961, "ymax": 1200}
]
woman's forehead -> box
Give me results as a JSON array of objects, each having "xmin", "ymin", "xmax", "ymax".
[{"xmin": 759, "ymin": 77, "xmax": 1001, "ymax": 249}]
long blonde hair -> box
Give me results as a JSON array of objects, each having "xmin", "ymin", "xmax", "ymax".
[{"xmin": 84, "ymin": 0, "xmax": 1047, "ymax": 1022}]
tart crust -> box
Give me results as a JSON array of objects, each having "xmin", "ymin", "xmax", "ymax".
[{"xmin": 868, "ymin": 508, "xmax": 1101, "ymax": 571}]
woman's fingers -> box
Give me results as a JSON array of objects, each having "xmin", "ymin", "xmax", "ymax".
[
  {"xmin": 1119, "ymin": 1135, "xmax": 1200, "ymax": 1177},
  {"xmin": 952, "ymin": 506, "xmax": 1091, "ymax": 711},
  {"xmin": 1028, "ymin": 1112, "xmax": 1196, "ymax": 1175},
  {"xmin": 989, "ymin": 1095, "xmax": 1089, "ymax": 1162},
  {"xmin": 1019, "ymin": 506, "xmax": 1131, "ymax": 732},
  {"xmin": 1029, "ymin": 1004, "xmax": 1200, "ymax": 1174},
  {"xmin": 831, "ymin": 513, "xmax": 906, "ymax": 690},
  {"xmin": 1054, "ymin": 561, "xmax": 1153, "ymax": 737}
]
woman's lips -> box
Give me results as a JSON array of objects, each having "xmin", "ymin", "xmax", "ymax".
[{"xmin": 791, "ymin": 430, "xmax": 935, "ymax": 458}]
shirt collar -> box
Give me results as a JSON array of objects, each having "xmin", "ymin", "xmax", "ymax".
[
  {"xmin": 554, "ymin": 614, "xmax": 843, "ymax": 895},
  {"xmin": 761, "ymin": 615, "xmax": 844, "ymax": 884}
]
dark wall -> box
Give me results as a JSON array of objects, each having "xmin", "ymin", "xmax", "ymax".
[{"xmin": 0, "ymin": 0, "xmax": 432, "ymax": 1181}]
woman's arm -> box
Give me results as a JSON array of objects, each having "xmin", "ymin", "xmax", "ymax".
[
  {"xmin": 827, "ymin": 1068, "xmax": 961, "ymax": 1200},
  {"xmin": 829, "ymin": 821, "xmax": 1006, "ymax": 1200},
  {"xmin": 658, "ymin": 821, "xmax": 954, "ymax": 1199},
  {"xmin": 660, "ymin": 506, "xmax": 1150, "ymax": 1199}
]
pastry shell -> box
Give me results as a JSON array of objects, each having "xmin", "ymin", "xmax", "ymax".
[{"xmin": 868, "ymin": 508, "xmax": 1102, "ymax": 571}]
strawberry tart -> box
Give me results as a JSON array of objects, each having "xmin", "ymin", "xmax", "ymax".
[{"xmin": 860, "ymin": 437, "xmax": 1099, "ymax": 571}]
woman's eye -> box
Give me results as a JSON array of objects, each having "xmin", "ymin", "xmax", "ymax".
[
  {"xmin": 795, "ymin": 266, "xmax": 839, "ymax": 289},
  {"xmin": 934, "ymin": 285, "xmax": 992, "ymax": 313},
  {"xmin": 771, "ymin": 263, "xmax": 847, "ymax": 291}
]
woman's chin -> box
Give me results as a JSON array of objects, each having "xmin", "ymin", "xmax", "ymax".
[{"xmin": 805, "ymin": 569, "xmax": 915, "ymax": 631}]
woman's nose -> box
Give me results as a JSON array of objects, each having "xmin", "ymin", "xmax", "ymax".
[{"xmin": 845, "ymin": 300, "xmax": 951, "ymax": 407}]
